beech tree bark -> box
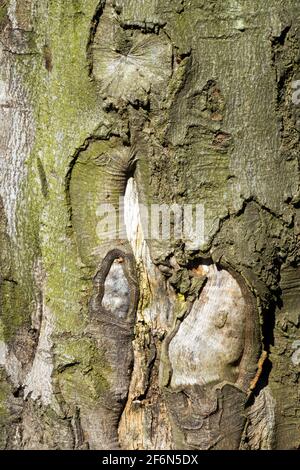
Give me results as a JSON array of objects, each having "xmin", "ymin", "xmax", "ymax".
[{"xmin": 0, "ymin": 0, "xmax": 300, "ymax": 450}]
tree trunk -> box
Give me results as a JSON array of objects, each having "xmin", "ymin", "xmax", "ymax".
[{"xmin": 0, "ymin": 0, "xmax": 300, "ymax": 450}]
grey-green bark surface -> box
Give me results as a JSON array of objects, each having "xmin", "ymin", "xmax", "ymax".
[{"xmin": 0, "ymin": 0, "xmax": 299, "ymax": 449}]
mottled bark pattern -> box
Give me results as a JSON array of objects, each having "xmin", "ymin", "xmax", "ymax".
[{"xmin": 0, "ymin": 0, "xmax": 299, "ymax": 450}]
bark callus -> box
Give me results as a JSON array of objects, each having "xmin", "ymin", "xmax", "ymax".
[
  {"xmin": 164, "ymin": 383, "xmax": 247, "ymax": 450},
  {"xmin": 88, "ymin": 249, "xmax": 138, "ymax": 447},
  {"xmin": 162, "ymin": 262, "xmax": 261, "ymax": 449}
]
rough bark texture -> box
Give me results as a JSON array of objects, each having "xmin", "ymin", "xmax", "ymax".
[{"xmin": 0, "ymin": 0, "xmax": 300, "ymax": 450}]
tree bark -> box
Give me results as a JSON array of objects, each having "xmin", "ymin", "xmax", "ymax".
[{"xmin": 0, "ymin": 0, "xmax": 300, "ymax": 450}]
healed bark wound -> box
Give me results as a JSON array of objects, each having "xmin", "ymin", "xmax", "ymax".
[{"xmin": 0, "ymin": 0, "xmax": 300, "ymax": 450}]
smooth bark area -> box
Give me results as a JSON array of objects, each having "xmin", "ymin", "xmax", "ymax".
[{"xmin": 0, "ymin": 0, "xmax": 300, "ymax": 449}]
